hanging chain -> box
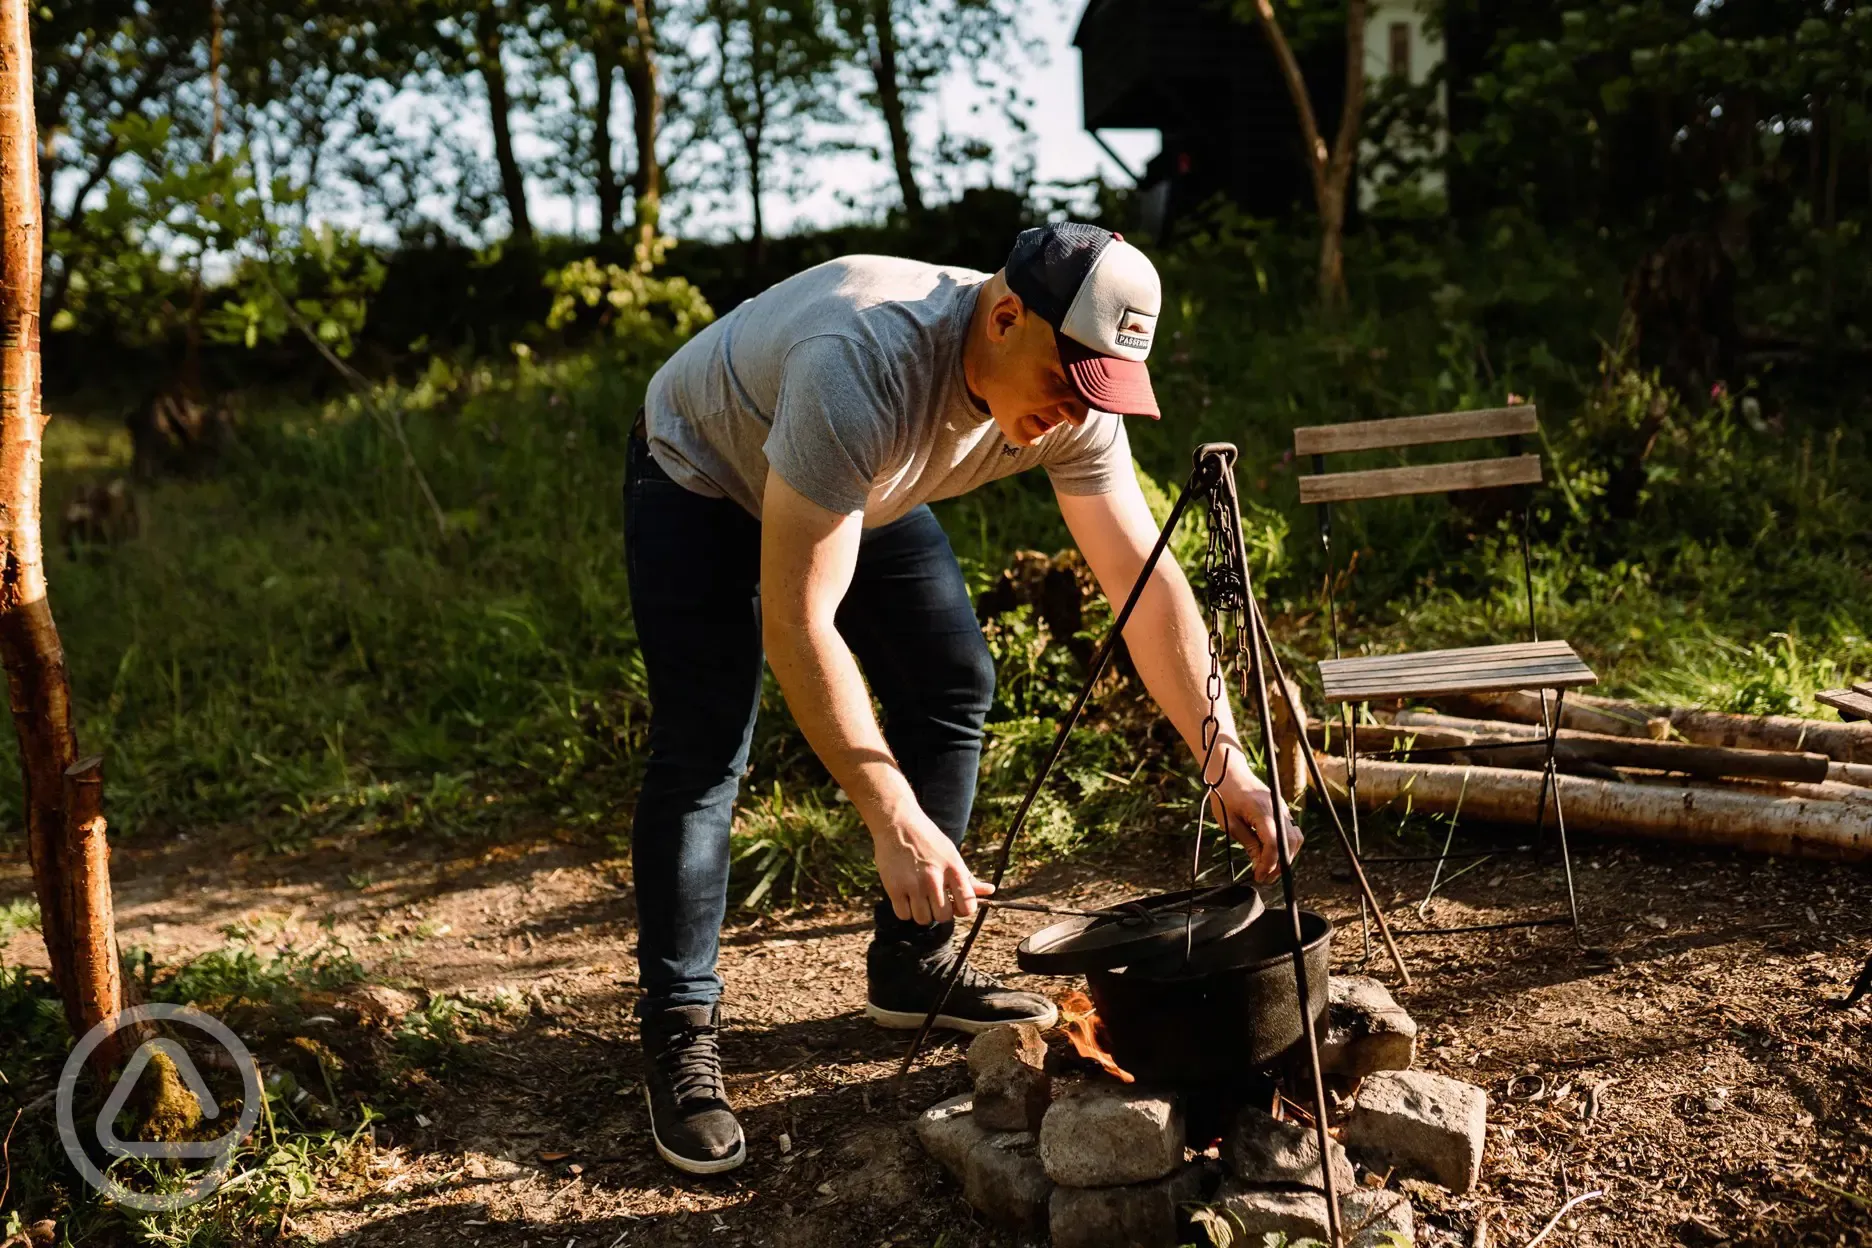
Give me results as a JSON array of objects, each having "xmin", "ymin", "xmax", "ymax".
[{"xmin": 1193, "ymin": 469, "xmax": 1251, "ymax": 888}]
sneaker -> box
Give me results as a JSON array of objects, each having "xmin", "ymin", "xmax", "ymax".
[
  {"xmin": 641, "ymin": 1004, "xmax": 746, "ymax": 1175},
  {"xmin": 865, "ymin": 939, "xmax": 1059, "ymax": 1035}
]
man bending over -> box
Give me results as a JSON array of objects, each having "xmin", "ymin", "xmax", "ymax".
[{"xmin": 625, "ymin": 223, "xmax": 1299, "ymax": 1174}]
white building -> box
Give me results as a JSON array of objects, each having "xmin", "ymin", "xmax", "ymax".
[{"xmin": 1359, "ymin": 0, "xmax": 1449, "ymax": 212}]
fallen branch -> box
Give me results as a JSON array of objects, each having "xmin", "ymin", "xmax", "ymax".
[
  {"xmin": 1315, "ymin": 718, "xmax": 1831, "ymax": 783},
  {"xmin": 1653, "ymin": 774, "xmax": 1872, "ymax": 808},
  {"xmin": 1479, "ymin": 694, "xmax": 1872, "ymax": 762},
  {"xmin": 1387, "ymin": 710, "xmax": 1545, "ymax": 738},
  {"xmin": 1428, "ymin": 690, "xmax": 1667, "ymax": 739},
  {"xmin": 1269, "ymin": 674, "xmax": 1310, "ymax": 801},
  {"xmin": 1315, "ymin": 756, "xmax": 1872, "ymax": 861},
  {"xmin": 1522, "ymin": 1189, "xmax": 1605, "ymax": 1248},
  {"xmin": 1648, "ymin": 705, "xmax": 1872, "ymax": 763},
  {"xmin": 1831, "ymin": 762, "xmax": 1872, "ymax": 788}
]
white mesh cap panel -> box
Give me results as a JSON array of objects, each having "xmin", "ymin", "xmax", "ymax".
[{"xmin": 1058, "ymin": 238, "xmax": 1162, "ymax": 363}]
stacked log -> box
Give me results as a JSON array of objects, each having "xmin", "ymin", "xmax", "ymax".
[{"xmin": 1309, "ymin": 692, "xmax": 1872, "ymax": 863}]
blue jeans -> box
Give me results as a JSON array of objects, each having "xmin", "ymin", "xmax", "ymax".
[{"xmin": 624, "ymin": 433, "xmax": 995, "ymax": 1015}]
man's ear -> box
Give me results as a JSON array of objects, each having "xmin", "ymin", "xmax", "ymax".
[{"xmin": 987, "ymin": 292, "xmax": 1024, "ymax": 342}]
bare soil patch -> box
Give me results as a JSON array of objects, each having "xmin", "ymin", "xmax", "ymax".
[{"xmin": 4, "ymin": 821, "xmax": 1869, "ymax": 1247}]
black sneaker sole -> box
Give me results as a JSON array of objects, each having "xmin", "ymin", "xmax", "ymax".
[
  {"xmin": 865, "ymin": 1000, "xmax": 1059, "ymax": 1035},
  {"xmin": 644, "ymin": 1088, "xmax": 747, "ymax": 1176}
]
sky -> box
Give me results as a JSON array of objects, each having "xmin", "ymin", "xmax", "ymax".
[
  {"xmin": 517, "ymin": 0, "xmax": 1164, "ymax": 241},
  {"xmin": 46, "ymin": 1, "xmax": 1167, "ymax": 253}
]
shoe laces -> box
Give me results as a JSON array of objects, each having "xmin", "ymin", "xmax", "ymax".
[
  {"xmin": 921, "ymin": 944, "xmax": 1000, "ymax": 994},
  {"xmin": 656, "ymin": 1020, "xmax": 727, "ymax": 1105}
]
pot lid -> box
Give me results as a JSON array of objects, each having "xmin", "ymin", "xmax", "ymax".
[
  {"xmin": 1014, "ymin": 882, "xmax": 1267, "ymax": 975},
  {"xmin": 1119, "ymin": 906, "xmax": 1332, "ymax": 980}
]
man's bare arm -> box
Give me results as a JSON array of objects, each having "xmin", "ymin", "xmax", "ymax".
[
  {"xmin": 1057, "ymin": 473, "xmax": 1300, "ymax": 879},
  {"xmin": 759, "ymin": 472, "xmax": 991, "ymax": 923}
]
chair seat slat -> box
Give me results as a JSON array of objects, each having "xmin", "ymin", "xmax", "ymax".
[
  {"xmin": 1327, "ymin": 661, "xmax": 1590, "ymax": 691},
  {"xmin": 1293, "ymin": 406, "xmax": 1538, "ymax": 456},
  {"xmin": 1818, "ymin": 688, "xmax": 1872, "ymax": 722},
  {"xmin": 1321, "ymin": 641, "xmax": 1596, "ymax": 704},
  {"xmin": 1329, "ymin": 641, "xmax": 1574, "ymax": 672},
  {"xmin": 1325, "ymin": 666, "xmax": 1592, "ymax": 696},
  {"xmin": 1298, "ymin": 455, "xmax": 1542, "ymax": 505}
]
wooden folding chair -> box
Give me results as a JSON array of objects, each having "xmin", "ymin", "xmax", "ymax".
[{"xmin": 1294, "ymin": 405, "xmax": 1596, "ymax": 942}]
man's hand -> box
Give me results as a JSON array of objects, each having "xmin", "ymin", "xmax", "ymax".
[
  {"xmin": 1207, "ymin": 746, "xmax": 1303, "ymax": 883},
  {"xmin": 872, "ymin": 804, "xmax": 995, "ymax": 925}
]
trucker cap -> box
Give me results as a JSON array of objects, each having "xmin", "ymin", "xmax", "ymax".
[{"xmin": 1005, "ymin": 222, "xmax": 1162, "ymax": 419}]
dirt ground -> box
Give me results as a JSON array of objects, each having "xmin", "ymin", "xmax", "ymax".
[{"xmin": 4, "ymin": 816, "xmax": 1870, "ymax": 1248}]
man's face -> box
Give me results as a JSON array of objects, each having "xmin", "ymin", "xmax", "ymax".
[{"xmin": 976, "ymin": 299, "xmax": 1093, "ymax": 448}]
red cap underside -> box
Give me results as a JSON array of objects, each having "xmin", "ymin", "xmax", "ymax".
[{"xmin": 1060, "ymin": 337, "xmax": 1161, "ymax": 419}]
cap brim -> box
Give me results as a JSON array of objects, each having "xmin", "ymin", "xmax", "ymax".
[{"xmin": 1059, "ymin": 336, "xmax": 1161, "ymax": 419}]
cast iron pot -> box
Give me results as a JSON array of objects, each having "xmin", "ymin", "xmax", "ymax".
[{"xmin": 1083, "ymin": 909, "xmax": 1332, "ymax": 1087}]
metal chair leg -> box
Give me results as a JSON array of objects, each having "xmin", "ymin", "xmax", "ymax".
[
  {"xmin": 1530, "ymin": 688, "xmax": 1558, "ymax": 851},
  {"xmin": 1345, "ymin": 701, "xmax": 1370, "ymax": 964},
  {"xmin": 1533, "ymin": 688, "xmax": 1584, "ymax": 940}
]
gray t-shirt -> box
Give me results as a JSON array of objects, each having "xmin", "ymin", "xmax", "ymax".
[{"xmin": 643, "ymin": 255, "xmax": 1130, "ymax": 527}]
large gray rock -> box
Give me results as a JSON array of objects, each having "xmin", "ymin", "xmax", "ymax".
[
  {"xmin": 916, "ymin": 1096, "xmax": 1054, "ymax": 1232},
  {"xmin": 1343, "ymin": 1187, "xmax": 1415, "ymax": 1245},
  {"xmin": 1345, "ymin": 1070, "xmax": 1488, "ymax": 1194},
  {"xmin": 1213, "ymin": 1184, "xmax": 1415, "ymax": 1248},
  {"xmin": 1222, "ymin": 1104, "xmax": 1356, "ymax": 1194},
  {"xmin": 1040, "ymin": 1083, "xmax": 1184, "ymax": 1188},
  {"xmin": 1321, "ymin": 976, "xmax": 1418, "ymax": 1080},
  {"xmin": 1214, "ymin": 1184, "xmax": 1331, "ymax": 1244},
  {"xmin": 963, "ymin": 1129, "xmax": 1053, "ymax": 1233},
  {"xmin": 914, "ymin": 1094, "xmax": 985, "ymax": 1179},
  {"xmin": 1049, "ymin": 1163, "xmax": 1205, "ymax": 1248},
  {"xmin": 968, "ymin": 1023, "xmax": 1052, "ymax": 1132}
]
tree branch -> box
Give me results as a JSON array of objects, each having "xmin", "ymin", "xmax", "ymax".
[
  {"xmin": 1251, "ymin": 0, "xmax": 1328, "ymax": 206},
  {"xmin": 1329, "ymin": 0, "xmax": 1369, "ymax": 180}
]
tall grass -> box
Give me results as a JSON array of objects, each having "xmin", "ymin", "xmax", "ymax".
[
  {"xmin": 21, "ymin": 352, "xmax": 657, "ymax": 842},
  {"xmin": 5, "ymin": 220, "xmax": 1868, "ymax": 896}
]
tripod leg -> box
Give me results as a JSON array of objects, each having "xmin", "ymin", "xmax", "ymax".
[
  {"xmin": 1289, "ymin": 712, "xmax": 1411, "ymax": 985},
  {"xmin": 894, "ymin": 472, "xmax": 1202, "ymax": 1085},
  {"xmin": 1242, "ymin": 572, "xmax": 1343, "ymax": 1248},
  {"xmin": 1264, "ymin": 648, "xmax": 1411, "ymax": 986}
]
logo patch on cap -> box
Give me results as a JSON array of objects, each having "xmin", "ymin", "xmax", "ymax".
[{"xmin": 1114, "ymin": 307, "xmax": 1157, "ymax": 353}]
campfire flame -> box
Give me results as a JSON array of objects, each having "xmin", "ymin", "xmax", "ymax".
[{"xmin": 1055, "ymin": 992, "xmax": 1135, "ymax": 1084}]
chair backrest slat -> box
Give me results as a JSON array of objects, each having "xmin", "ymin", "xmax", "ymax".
[
  {"xmin": 1293, "ymin": 405, "xmax": 1537, "ymax": 457},
  {"xmin": 1297, "ymin": 454, "xmax": 1542, "ymax": 505}
]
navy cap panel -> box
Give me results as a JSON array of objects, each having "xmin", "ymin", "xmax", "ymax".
[{"xmin": 1004, "ymin": 223, "xmax": 1115, "ymax": 330}]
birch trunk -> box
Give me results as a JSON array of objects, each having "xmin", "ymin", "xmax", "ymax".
[
  {"xmin": 477, "ymin": 8, "xmax": 533, "ymax": 244},
  {"xmin": 0, "ymin": 0, "xmax": 128, "ymax": 1072},
  {"xmin": 1455, "ymin": 691, "xmax": 1872, "ymax": 764},
  {"xmin": 623, "ymin": 0, "xmax": 663, "ymax": 261},
  {"xmin": 1316, "ymin": 757, "xmax": 1871, "ymax": 862},
  {"xmin": 1424, "ymin": 690, "xmax": 1669, "ymax": 739},
  {"xmin": 594, "ymin": 39, "xmax": 621, "ymax": 240},
  {"xmin": 867, "ymin": 0, "xmax": 921, "ymax": 216},
  {"xmin": 1250, "ymin": 0, "xmax": 1367, "ymax": 305}
]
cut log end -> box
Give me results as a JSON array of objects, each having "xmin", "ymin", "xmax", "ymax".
[{"xmin": 1269, "ymin": 675, "xmax": 1310, "ymax": 803}]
